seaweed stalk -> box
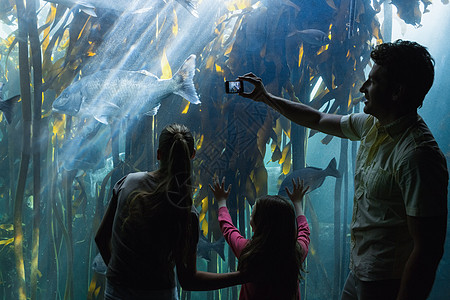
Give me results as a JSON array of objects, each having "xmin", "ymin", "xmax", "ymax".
[
  {"xmin": 382, "ymin": 1, "xmax": 393, "ymax": 42},
  {"xmin": 340, "ymin": 140, "xmax": 349, "ymax": 286},
  {"xmin": 45, "ymin": 135, "xmax": 59, "ymax": 299},
  {"xmin": 27, "ymin": 0, "xmax": 43, "ymax": 297},
  {"xmin": 52, "ymin": 185, "xmax": 71, "ymax": 298},
  {"xmin": 63, "ymin": 170, "xmax": 76, "ymax": 300},
  {"xmin": 333, "ymin": 131, "xmax": 348, "ymax": 299},
  {"xmin": 13, "ymin": 0, "xmax": 32, "ymax": 299}
]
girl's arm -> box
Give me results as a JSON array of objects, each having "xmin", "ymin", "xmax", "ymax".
[
  {"xmin": 218, "ymin": 206, "xmax": 248, "ymax": 258},
  {"xmin": 286, "ymin": 178, "xmax": 311, "ymax": 261},
  {"xmin": 210, "ymin": 177, "xmax": 248, "ymax": 257},
  {"xmin": 209, "ymin": 177, "xmax": 231, "ymax": 209},
  {"xmin": 285, "ymin": 178, "xmax": 309, "ymax": 217},
  {"xmin": 296, "ymin": 215, "xmax": 310, "ymax": 262}
]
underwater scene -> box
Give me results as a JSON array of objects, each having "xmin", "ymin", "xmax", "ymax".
[{"xmin": 0, "ymin": 0, "xmax": 449, "ymax": 299}]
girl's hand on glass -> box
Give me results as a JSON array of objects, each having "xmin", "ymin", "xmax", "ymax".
[
  {"xmin": 285, "ymin": 177, "xmax": 309, "ymax": 205},
  {"xmin": 209, "ymin": 176, "xmax": 231, "ymax": 208}
]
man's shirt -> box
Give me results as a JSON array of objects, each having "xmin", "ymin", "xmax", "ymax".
[{"xmin": 340, "ymin": 112, "xmax": 448, "ymax": 281}]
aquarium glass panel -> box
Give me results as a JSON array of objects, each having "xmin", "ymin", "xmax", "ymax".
[{"xmin": 0, "ymin": 0, "xmax": 449, "ymax": 299}]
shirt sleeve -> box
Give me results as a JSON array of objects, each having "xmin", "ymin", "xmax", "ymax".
[
  {"xmin": 110, "ymin": 176, "xmax": 129, "ymax": 216},
  {"xmin": 113, "ymin": 175, "xmax": 128, "ymax": 193},
  {"xmin": 340, "ymin": 113, "xmax": 371, "ymax": 141},
  {"xmin": 397, "ymin": 147, "xmax": 449, "ymax": 217},
  {"xmin": 296, "ymin": 215, "xmax": 310, "ymax": 262},
  {"xmin": 218, "ymin": 206, "xmax": 248, "ymax": 258}
]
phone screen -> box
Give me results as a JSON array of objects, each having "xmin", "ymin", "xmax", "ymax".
[{"xmin": 225, "ymin": 80, "xmax": 243, "ymax": 93}]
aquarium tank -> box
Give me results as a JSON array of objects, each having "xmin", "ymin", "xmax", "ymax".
[{"xmin": 0, "ymin": 0, "xmax": 449, "ymax": 299}]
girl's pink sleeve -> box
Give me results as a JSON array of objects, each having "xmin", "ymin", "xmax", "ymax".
[
  {"xmin": 296, "ymin": 215, "xmax": 310, "ymax": 262},
  {"xmin": 218, "ymin": 206, "xmax": 248, "ymax": 258}
]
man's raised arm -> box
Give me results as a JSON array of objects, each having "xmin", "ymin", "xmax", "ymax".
[{"xmin": 238, "ymin": 73, "xmax": 346, "ymax": 138}]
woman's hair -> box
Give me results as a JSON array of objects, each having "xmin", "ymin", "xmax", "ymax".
[
  {"xmin": 238, "ymin": 195, "xmax": 304, "ymax": 300},
  {"xmin": 122, "ymin": 123, "xmax": 195, "ymax": 263}
]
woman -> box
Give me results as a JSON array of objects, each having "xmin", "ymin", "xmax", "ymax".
[{"xmin": 95, "ymin": 124, "xmax": 243, "ymax": 300}]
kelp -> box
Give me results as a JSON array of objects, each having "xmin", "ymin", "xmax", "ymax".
[
  {"xmin": 26, "ymin": 0, "xmax": 44, "ymax": 298},
  {"xmin": 390, "ymin": 0, "xmax": 431, "ymax": 26},
  {"xmin": 13, "ymin": 0, "xmax": 32, "ymax": 299}
]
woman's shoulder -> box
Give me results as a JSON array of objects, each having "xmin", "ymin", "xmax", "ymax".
[
  {"xmin": 125, "ymin": 171, "xmax": 153, "ymax": 180},
  {"xmin": 124, "ymin": 171, "xmax": 157, "ymax": 185},
  {"xmin": 115, "ymin": 172, "xmax": 158, "ymax": 195}
]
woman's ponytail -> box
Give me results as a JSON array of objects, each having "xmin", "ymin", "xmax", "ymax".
[
  {"xmin": 121, "ymin": 124, "xmax": 196, "ymax": 264},
  {"xmin": 166, "ymin": 133, "xmax": 193, "ymax": 209}
]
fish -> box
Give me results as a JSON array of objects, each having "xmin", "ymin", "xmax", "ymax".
[
  {"xmin": 278, "ymin": 158, "xmax": 341, "ymax": 197},
  {"xmin": 288, "ymin": 29, "xmax": 330, "ymax": 46},
  {"xmin": 197, "ymin": 230, "xmax": 226, "ymax": 262},
  {"xmin": 89, "ymin": 152, "xmax": 125, "ymax": 197},
  {"xmin": 52, "ymin": 54, "xmax": 200, "ymax": 125},
  {"xmin": 92, "ymin": 253, "xmax": 107, "ymax": 275},
  {"xmin": 176, "ymin": 0, "xmax": 199, "ymax": 18},
  {"xmin": 0, "ymin": 83, "xmax": 20, "ymax": 124},
  {"xmin": 43, "ymin": 0, "xmax": 199, "ymax": 18}
]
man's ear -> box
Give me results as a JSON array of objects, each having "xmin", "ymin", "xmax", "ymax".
[
  {"xmin": 392, "ymin": 84, "xmax": 405, "ymax": 102},
  {"xmin": 191, "ymin": 149, "xmax": 196, "ymax": 160}
]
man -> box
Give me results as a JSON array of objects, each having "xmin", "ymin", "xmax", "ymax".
[{"xmin": 238, "ymin": 40, "xmax": 448, "ymax": 300}]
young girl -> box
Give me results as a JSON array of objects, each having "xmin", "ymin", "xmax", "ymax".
[
  {"xmin": 210, "ymin": 177, "xmax": 310, "ymax": 300},
  {"xmin": 95, "ymin": 124, "xmax": 244, "ymax": 300}
]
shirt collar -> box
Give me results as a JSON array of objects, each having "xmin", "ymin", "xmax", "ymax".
[{"xmin": 375, "ymin": 112, "xmax": 418, "ymax": 138}]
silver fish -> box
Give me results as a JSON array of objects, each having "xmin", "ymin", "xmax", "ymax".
[
  {"xmin": 43, "ymin": 0, "xmax": 199, "ymax": 18},
  {"xmin": 288, "ymin": 29, "xmax": 330, "ymax": 46},
  {"xmin": 92, "ymin": 253, "xmax": 107, "ymax": 275},
  {"xmin": 0, "ymin": 82, "xmax": 20, "ymax": 124},
  {"xmin": 52, "ymin": 54, "xmax": 200, "ymax": 124},
  {"xmin": 278, "ymin": 158, "xmax": 341, "ymax": 197}
]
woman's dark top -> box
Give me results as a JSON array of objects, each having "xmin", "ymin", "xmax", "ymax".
[{"xmin": 106, "ymin": 172, "xmax": 199, "ymax": 290}]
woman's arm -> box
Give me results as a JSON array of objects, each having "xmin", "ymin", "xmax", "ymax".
[
  {"xmin": 176, "ymin": 212, "xmax": 246, "ymax": 291},
  {"xmin": 94, "ymin": 194, "xmax": 118, "ymax": 265},
  {"xmin": 177, "ymin": 264, "xmax": 243, "ymax": 291}
]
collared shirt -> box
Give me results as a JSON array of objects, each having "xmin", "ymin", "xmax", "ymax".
[{"xmin": 340, "ymin": 112, "xmax": 448, "ymax": 281}]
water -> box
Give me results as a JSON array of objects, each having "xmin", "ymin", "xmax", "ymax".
[{"xmin": 0, "ymin": 0, "xmax": 449, "ymax": 299}]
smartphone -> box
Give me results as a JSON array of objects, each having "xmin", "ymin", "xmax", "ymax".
[{"xmin": 225, "ymin": 80, "xmax": 243, "ymax": 94}]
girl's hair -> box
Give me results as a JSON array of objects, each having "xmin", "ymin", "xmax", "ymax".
[
  {"xmin": 238, "ymin": 195, "xmax": 304, "ymax": 300},
  {"xmin": 122, "ymin": 123, "xmax": 195, "ymax": 263}
]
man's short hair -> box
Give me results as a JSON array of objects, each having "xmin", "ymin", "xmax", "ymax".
[{"xmin": 371, "ymin": 40, "xmax": 435, "ymax": 109}]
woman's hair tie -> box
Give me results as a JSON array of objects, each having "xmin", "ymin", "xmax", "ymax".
[{"xmin": 174, "ymin": 133, "xmax": 184, "ymax": 141}]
